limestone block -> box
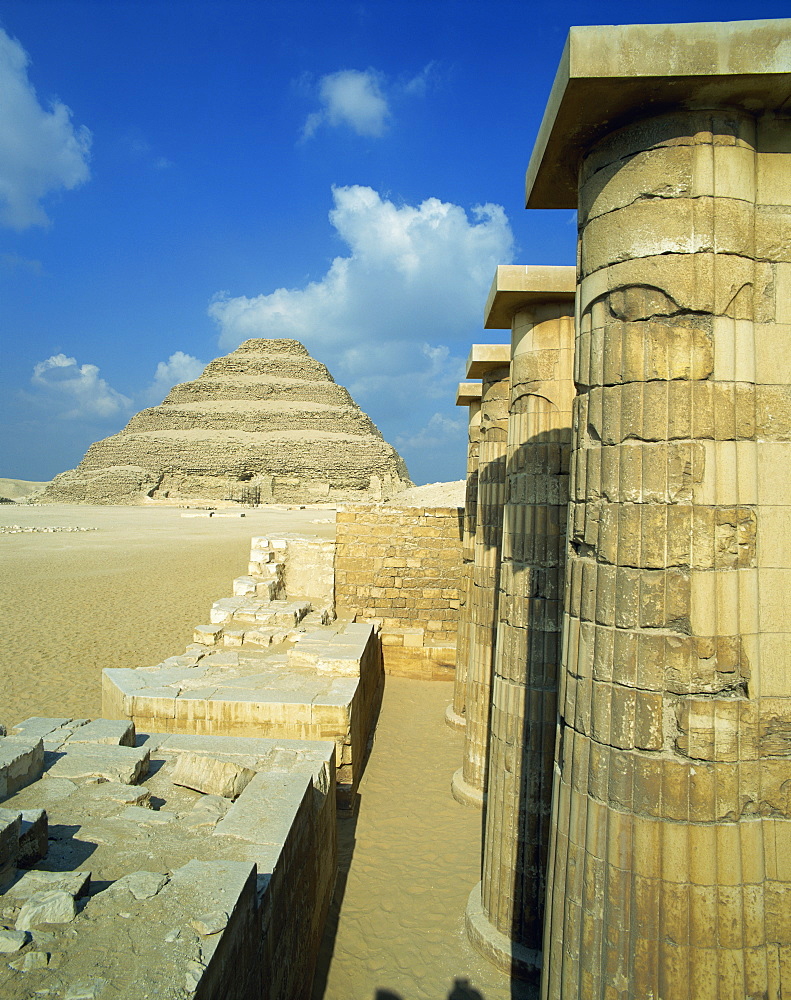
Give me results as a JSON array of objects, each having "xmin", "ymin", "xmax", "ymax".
[
  {"xmin": 9, "ymin": 950, "xmax": 49, "ymax": 971},
  {"xmin": 194, "ymin": 624, "xmax": 224, "ymax": 645},
  {"xmin": 107, "ymin": 871, "xmax": 169, "ymax": 899},
  {"xmin": 0, "ymin": 737, "xmax": 44, "ymax": 799},
  {"xmin": 46, "ymin": 744, "xmax": 150, "ymax": 784},
  {"xmin": 171, "ymin": 752, "xmax": 255, "ymax": 799},
  {"xmin": 64, "ymin": 719, "xmax": 136, "ymax": 747},
  {"xmin": 214, "ymin": 770, "xmax": 312, "ymax": 846},
  {"xmin": 210, "ymin": 598, "xmax": 244, "ymax": 624},
  {"xmin": 0, "ymin": 809, "xmax": 21, "ymax": 868},
  {"xmin": 18, "ymin": 809, "xmax": 47, "ymax": 865},
  {"xmin": 232, "ymin": 576, "xmax": 258, "ymax": 597},
  {"xmin": 10, "ymin": 717, "xmax": 74, "ymax": 742},
  {"xmin": 16, "ymin": 889, "xmax": 77, "ymax": 929},
  {"xmin": 0, "ymin": 929, "xmax": 28, "ymax": 953},
  {"xmin": 6, "ymin": 870, "xmax": 91, "ymax": 901}
]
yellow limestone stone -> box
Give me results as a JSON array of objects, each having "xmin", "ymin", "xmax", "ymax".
[
  {"xmin": 525, "ymin": 18, "xmax": 791, "ymax": 1000},
  {"xmin": 446, "ymin": 382, "xmax": 483, "ymax": 732},
  {"xmin": 452, "ymin": 345, "xmax": 510, "ymax": 807},
  {"xmin": 465, "ymin": 266, "xmax": 575, "ymax": 979}
]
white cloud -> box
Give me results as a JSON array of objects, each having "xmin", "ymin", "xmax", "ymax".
[
  {"xmin": 30, "ymin": 354, "xmax": 132, "ymax": 420},
  {"xmin": 210, "ymin": 184, "xmax": 512, "ymax": 366},
  {"xmin": 141, "ymin": 351, "xmax": 205, "ymax": 405},
  {"xmin": 302, "ymin": 68, "xmax": 390, "ymax": 139},
  {"xmin": 395, "ymin": 411, "xmax": 466, "ymax": 454},
  {"xmin": 402, "ymin": 62, "xmax": 438, "ymax": 97},
  {"xmin": 0, "ymin": 29, "xmax": 91, "ymax": 229},
  {"xmin": 0, "ymin": 251, "xmax": 42, "ymax": 274},
  {"xmin": 209, "ymin": 184, "xmax": 513, "ymax": 484}
]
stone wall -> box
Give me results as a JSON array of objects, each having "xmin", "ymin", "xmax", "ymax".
[{"xmin": 334, "ymin": 504, "xmax": 464, "ymax": 678}]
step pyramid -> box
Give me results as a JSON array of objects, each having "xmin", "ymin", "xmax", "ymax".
[{"xmin": 42, "ymin": 338, "xmax": 412, "ymax": 504}]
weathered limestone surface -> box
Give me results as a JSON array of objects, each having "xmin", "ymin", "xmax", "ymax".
[
  {"xmin": 103, "ymin": 536, "xmax": 383, "ymax": 805},
  {"xmin": 0, "ymin": 720, "xmax": 336, "ymax": 1000},
  {"xmin": 452, "ymin": 346, "xmax": 510, "ymax": 807},
  {"xmin": 335, "ymin": 503, "xmax": 464, "ymax": 678},
  {"xmin": 447, "ymin": 383, "xmax": 483, "ymax": 730},
  {"xmin": 466, "ymin": 266, "xmax": 575, "ymax": 977},
  {"xmin": 41, "ymin": 339, "xmax": 412, "ymax": 505},
  {"xmin": 527, "ymin": 20, "xmax": 791, "ymax": 1000}
]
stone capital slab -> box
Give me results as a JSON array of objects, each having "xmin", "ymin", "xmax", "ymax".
[
  {"xmin": 466, "ymin": 344, "xmax": 511, "ymax": 379},
  {"xmin": 525, "ymin": 18, "xmax": 791, "ymax": 209},
  {"xmin": 484, "ymin": 265, "xmax": 576, "ymax": 329},
  {"xmin": 456, "ymin": 382, "xmax": 483, "ymax": 407}
]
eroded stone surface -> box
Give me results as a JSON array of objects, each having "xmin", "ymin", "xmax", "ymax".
[
  {"xmin": 0, "ymin": 723, "xmax": 336, "ymax": 1000},
  {"xmin": 452, "ymin": 349, "xmax": 510, "ymax": 807},
  {"xmin": 40, "ymin": 339, "xmax": 412, "ymax": 505},
  {"xmin": 532, "ymin": 43, "xmax": 791, "ymax": 1000}
]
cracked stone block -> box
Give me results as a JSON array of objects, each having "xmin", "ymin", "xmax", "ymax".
[
  {"xmin": 46, "ymin": 744, "xmax": 149, "ymax": 785},
  {"xmin": 190, "ymin": 910, "xmax": 228, "ymax": 936},
  {"xmin": 107, "ymin": 871, "xmax": 169, "ymax": 900},
  {"xmin": 16, "ymin": 889, "xmax": 77, "ymax": 929},
  {"xmin": 18, "ymin": 809, "xmax": 47, "ymax": 865},
  {"xmin": 0, "ymin": 738, "xmax": 44, "ymax": 799},
  {"xmin": 171, "ymin": 752, "xmax": 255, "ymax": 800}
]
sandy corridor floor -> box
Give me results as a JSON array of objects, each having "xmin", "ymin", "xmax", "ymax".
[{"xmin": 0, "ymin": 503, "xmax": 531, "ymax": 1000}]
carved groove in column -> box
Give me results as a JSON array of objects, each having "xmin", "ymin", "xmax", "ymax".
[
  {"xmin": 452, "ymin": 366, "xmax": 510, "ymax": 806},
  {"xmin": 471, "ymin": 301, "xmax": 575, "ymax": 976},
  {"xmin": 447, "ymin": 401, "xmax": 482, "ymax": 731},
  {"xmin": 542, "ymin": 109, "xmax": 791, "ymax": 1000}
]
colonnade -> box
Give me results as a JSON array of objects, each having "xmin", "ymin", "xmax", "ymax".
[{"xmin": 449, "ymin": 18, "xmax": 791, "ymax": 1000}]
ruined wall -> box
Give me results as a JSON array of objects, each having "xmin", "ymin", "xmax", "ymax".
[{"xmin": 334, "ymin": 504, "xmax": 464, "ymax": 678}]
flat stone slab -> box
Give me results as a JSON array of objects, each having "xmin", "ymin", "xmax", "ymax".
[
  {"xmin": 5, "ymin": 870, "xmax": 91, "ymax": 901},
  {"xmin": 46, "ymin": 744, "xmax": 150, "ymax": 784},
  {"xmin": 103, "ymin": 621, "xmax": 371, "ymax": 742},
  {"xmin": 0, "ymin": 724, "xmax": 336, "ymax": 1000},
  {"xmin": 63, "ymin": 719, "xmax": 136, "ymax": 747}
]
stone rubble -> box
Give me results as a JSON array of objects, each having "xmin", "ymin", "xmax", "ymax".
[{"xmin": 0, "ymin": 719, "xmax": 336, "ymax": 1000}]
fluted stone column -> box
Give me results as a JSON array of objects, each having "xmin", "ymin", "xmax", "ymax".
[
  {"xmin": 447, "ymin": 382, "xmax": 483, "ymax": 732},
  {"xmin": 452, "ymin": 345, "xmax": 510, "ymax": 807},
  {"xmin": 465, "ymin": 266, "xmax": 576, "ymax": 978},
  {"xmin": 525, "ymin": 20, "xmax": 791, "ymax": 1000}
]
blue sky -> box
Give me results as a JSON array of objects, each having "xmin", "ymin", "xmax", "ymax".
[{"xmin": 0, "ymin": 1, "xmax": 787, "ymax": 486}]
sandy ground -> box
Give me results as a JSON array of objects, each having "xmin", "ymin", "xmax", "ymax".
[
  {"xmin": 315, "ymin": 676, "xmax": 533, "ymax": 1000},
  {"xmin": 0, "ymin": 503, "xmax": 335, "ymax": 727},
  {"xmin": 0, "ymin": 501, "xmax": 528, "ymax": 1000}
]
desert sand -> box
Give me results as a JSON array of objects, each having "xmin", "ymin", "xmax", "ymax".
[{"xmin": 0, "ymin": 501, "xmax": 527, "ymax": 1000}]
